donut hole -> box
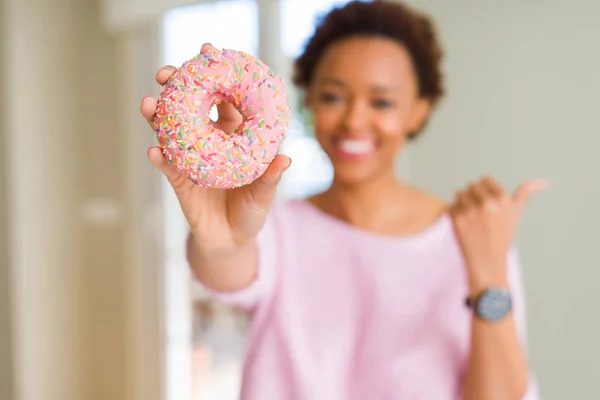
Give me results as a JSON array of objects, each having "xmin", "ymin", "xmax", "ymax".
[
  {"xmin": 208, "ymin": 105, "xmax": 219, "ymax": 122},
  {"xmin": 208, "ymin": 102, "xmax": 244, "ymax": 134}
]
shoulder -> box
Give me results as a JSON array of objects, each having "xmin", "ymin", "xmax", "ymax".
[
  {"xmin": 405, "ymin": 185, "xmax": 449, "ymax": 212},
  {"xmin": 403, "ymin": 185, "xmax": 451, "ymax": 233},
  {"xmin": 400, "ymin": 186, "xmax": 467, "ymax": 256},
  {"xmin": 406, "ymin": 188, "xmax": 525, "ymax": 273}
]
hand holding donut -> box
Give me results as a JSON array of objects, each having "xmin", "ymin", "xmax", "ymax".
[
  {"xmin": 140, "ymin": 44, "xmax": 291, "ymax": 256},
  {"xmin": 449, "ymin": 177, "xmax": 547, "ymax": 294}
]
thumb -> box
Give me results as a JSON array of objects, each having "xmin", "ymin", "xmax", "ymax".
[
  {"xmin": 147, "ymin": 146, "xmax": 190, "ymax": 189},
  {"xmin": 247, "ymin": 154, "xmax": 291, "ymax": 208},
  {"xmin": 512, "ymin": 179, "xmax": 547, "ymax": 212}
]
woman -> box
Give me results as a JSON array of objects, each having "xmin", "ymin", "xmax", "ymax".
[{"xmin": 141, "ymin": 1, "xmax": 543, "ymax": 398}]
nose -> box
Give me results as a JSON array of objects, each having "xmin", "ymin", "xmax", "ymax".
[{"xmin": 342, "ymin": 99, "xmax": 369, "ymax": 134}]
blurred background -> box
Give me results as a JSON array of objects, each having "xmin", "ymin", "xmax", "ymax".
[{"xmin": 1, "ymin": 0, "xmax": 599, "ymax": 399}]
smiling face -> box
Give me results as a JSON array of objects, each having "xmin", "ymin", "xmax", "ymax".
[{"xmin": 307, "ymin": 36, "xmax": 431, "ymax": 185}]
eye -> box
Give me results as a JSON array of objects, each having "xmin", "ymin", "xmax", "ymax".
[
  {"xmin": 318, "ymin": 92, "xmax": 342, "ymax": 104},
  {"xmin": 371, "ymin": 99, "xmax": 394, "ymax": 109}
]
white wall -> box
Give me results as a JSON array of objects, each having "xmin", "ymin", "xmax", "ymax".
[{"xmin": 406, "ymin": 2, "xmax": 600, "ymax": 399}]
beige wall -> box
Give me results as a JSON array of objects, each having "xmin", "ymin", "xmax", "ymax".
[
  {"xmin": 1, "ymin": 0, "xmax": 131, "ymax": 398},
  {"xmin": 0, "ymin": 150, "xmax": 14, "ymax": 397},
  {"xmin": 0, "ymin": 0, "xmax": 15, "ymax": 398},
  {"xmin": 74, "ymin": 1, "xmax": 129, "ymax": 398},
  {"xmin": 4, "ymin": 0, "xmax": 84, "ymax": 395}
]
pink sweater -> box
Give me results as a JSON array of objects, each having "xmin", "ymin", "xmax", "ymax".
[{"xmin": 193, "ymin": 200, "xmax": 540, "ymax": 400}]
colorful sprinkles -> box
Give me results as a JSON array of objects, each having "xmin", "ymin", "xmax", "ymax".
[{"xmin": 153, "ymin": 47, "xmax": 290, "ymax": 188}]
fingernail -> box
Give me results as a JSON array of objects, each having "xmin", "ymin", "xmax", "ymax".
[
  {"xmin": 282, "ymin": 158, "xmax": 292, "ymax": 173},
  {"xmin": 273, "ymin": 162, "xmax": 291, "ymax": 184}
]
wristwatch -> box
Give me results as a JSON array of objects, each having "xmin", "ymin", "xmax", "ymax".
[{"xmin": 465, "ymin": 288, "xmax": 512, "ymax": 322}]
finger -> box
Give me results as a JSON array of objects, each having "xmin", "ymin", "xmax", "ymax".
[
  {"xmin": 200, "ymin": 43, "xmax": 216, "ymax": 53},
  {"xmin": 147, "ymin": 146, "xmax": 189, "ymax": 187},
  {"xmin": 215, "ymin": 102, "xmax": 243, "ymax": 134},
  {"xmin": 141, "ymin": 96, "xmax": 158, "ymax": 129},
  {"xmin": 246, "ymin": 154, "xmax": 292, "ymax": 208},
  {"xmin": 216, "ymin": 101, "xmax": 242, "ymax": 124},
  {"xmin": 513, "ymin": 179, "xmax": 548, "ymax": 209},
  {"xmin": 449, "ymin": 191, "xmax": 468, "ymax": 217},
  {"xmin": 448, "ymin": 202, "xmax": 461, "ymax": 218},
  {"xmin": 449, "ymin": 202, "xmax": 461, "ymax": 216},
  {"xmin": 468, "ymin": 184, "xmax": 488, "ymax": 205},
  {"xmin": 457, "ymin": 190, "xmax": 474, "ymax": 209},
  {"xmin": 155, "ymin": 65, "xmax": 177, "ymax": 86},
  {"xmin": 481, "ymin": 176, "xmax": 505, "ymax": 199}
]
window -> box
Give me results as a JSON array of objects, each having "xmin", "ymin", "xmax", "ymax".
[
  {"xmin": 163, "ymin": 1, "xmax": 259, "ymax": 65},
  {"xmin": 280, "ymin": 0, "xmax": 355, "ymax": 58}
]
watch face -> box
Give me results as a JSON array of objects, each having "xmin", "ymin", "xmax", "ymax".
[{"xmin": 476, "ymin": 288, "xmax": 512, "ymax": 322}]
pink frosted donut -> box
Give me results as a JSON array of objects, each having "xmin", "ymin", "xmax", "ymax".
[{"xmin": 153, "ymin": 47, "xmax": 290, "ymax": 188}]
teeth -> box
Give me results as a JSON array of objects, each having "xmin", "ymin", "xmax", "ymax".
[{"xmin": 338, "ymin": 139, "xmax": 375, "ymax": 155}]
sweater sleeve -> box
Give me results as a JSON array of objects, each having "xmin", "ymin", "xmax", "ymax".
[
  {"xmin": 456, "ymin": 247, "xmax": 541, "ymax": 400},
  {"xmin": 507, "ymin": 248, "xmax": 541, "ymax": 400},
  {"xmin": 187, "ymin": 202, "xmax": 281, "ymax": 312}
]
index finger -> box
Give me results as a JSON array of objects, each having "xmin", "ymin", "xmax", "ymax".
[
  {"xmin": 481, "ymin": 176, "xmax": 505, "ymax": 199},
  {"xmin": 140, "ymin": 96, "xmax": 158, "ymax": 129},
  {"xmin": 156, "ymin": 65, "xmax": 177, "ymax": 86},
  {"xmin": 200, "ymin": 42, "xmax": 216, "ymax": 53},
  {"xmin": 155, "ymin": 43, "xmax": 215, "ymax": 86},
  {"xmin": 216, "ymin": 102, "xmax": 242, "ymax": 125}
]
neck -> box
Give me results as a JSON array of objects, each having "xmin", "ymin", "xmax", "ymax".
[{"xmin": 315, "ymin": 169, "xmax": 408, "ymax": 230}]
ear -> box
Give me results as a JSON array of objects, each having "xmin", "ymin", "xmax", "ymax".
[{"xmin": 406, "ymin": 98, "xmax": 431, "ymax": 134}]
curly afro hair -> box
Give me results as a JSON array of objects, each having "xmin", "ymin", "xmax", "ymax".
[{"xmin": 293, "ymin": 0, "xmax": 445, "ymax": 137}]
